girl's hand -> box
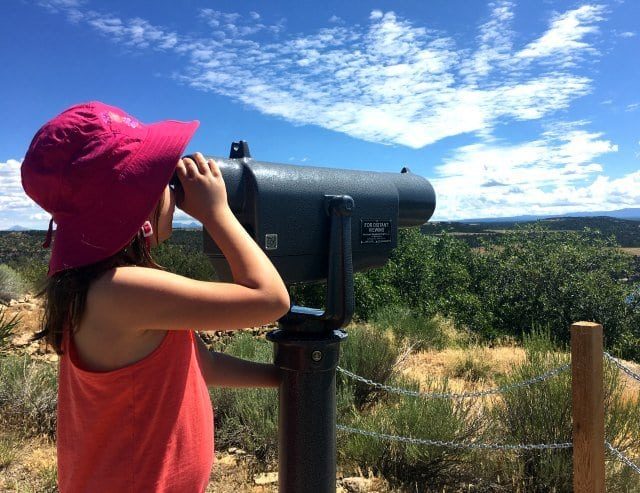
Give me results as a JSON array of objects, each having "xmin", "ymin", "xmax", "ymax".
[{"xmin": 174, "ymin": 152, "xmax": 229, "ymax": 223}]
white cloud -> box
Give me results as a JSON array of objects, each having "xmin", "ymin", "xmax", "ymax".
[
  {"xmin": 618, "ymin": 31, "xmax": 636, "ymax": 38},
  {"xmin": 0, "ymin": 158, "xmax": 46, "ymax": 229},
  {"xmin": 431, "ymin": 123, "xmax": 627, "ymax": 220},
  {"xmin": 625, "ymin": 102, "xmax": 639, "ymax": 112}
]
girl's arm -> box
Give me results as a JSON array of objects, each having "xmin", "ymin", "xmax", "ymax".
[{"xmin": 194, "ymin": 332, "xmax": 280, "ymax": 388}]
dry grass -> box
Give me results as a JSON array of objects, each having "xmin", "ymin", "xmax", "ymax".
[
  {"xmin": 620, "ymin": 247, "xmax": 640, "ymax": 257},
  {"xmin": 399, "ymin": 346, "xmax": 526, "ymax": 394},
  {"xmin": 398, "ymin": 345, "xmax": 640, "ymax": 405},
  {"xmin": 0, "ymin": 432, "xmax": 57, "ymax": 492}
]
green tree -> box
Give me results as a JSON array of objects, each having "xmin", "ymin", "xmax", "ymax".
[
  {"xmin": 473, "ymin": 225, "xmax": 636, "ymax": 347},
  {"xmin": 353, "ymin": 228, "xmax": 485, "ymax": 329}
]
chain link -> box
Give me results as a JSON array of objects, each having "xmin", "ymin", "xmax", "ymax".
[
  {"xmin": 337, "ymin": 363, "xmax": 571, "ymax": 400},
  {"xmin": 337, "ymin": 424, "xmax": 572, "ymax": 451},
  {"xmin": 603, "ymin": 352, "xmax": 640, "ymax": 383},
  {"xmin": 606, "ymin": 441, "xmax": 640, "ymax": 476}
]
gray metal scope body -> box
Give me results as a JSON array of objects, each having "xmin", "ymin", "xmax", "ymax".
[{"xmin": 201, "ymin": 155, "xmax": 436, "ymax": 284}]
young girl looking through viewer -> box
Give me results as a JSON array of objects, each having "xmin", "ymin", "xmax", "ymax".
[{"xmin": 21, "ymin": 101, "xmax": 290, "ymax": 493}]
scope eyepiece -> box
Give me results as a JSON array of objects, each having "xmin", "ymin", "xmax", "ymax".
[{"xmin": 168, "ymin": 169, "xmax": 181, "ymax": 193}]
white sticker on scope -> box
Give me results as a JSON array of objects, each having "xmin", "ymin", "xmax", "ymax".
[
  {"xmin": 265, "ymin": 234, "xmax": 278, "ymax": 250},
  {"xmin": 360, "ymin": 220, "xmax": 392, "ymax": 244}
]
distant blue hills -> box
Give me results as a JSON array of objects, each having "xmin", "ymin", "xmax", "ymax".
[
  {"xmin": 457, "ymin": 207, "xmax": 640, "ymax": 223},
  {"xmin": 172, "ymin": 221, "xmax": 202, "ymax": 229},
  {"xmin": 3, "ymin": 208, "xmax": 640, "ymax": 231}
]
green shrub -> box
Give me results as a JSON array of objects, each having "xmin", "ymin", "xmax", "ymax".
[
  {"xmin": 0, "ymin": 264, "xmax": 27, "ymax": 303},
  {"xmin": 7, "ymin": 257, "xmax": 48, "ymax": 295},
  {"xmin": 601, "ymin": 355, "xmax": 640, "ymax": 493},
  {"xmin": 339, "ymin": 374, "xmax": 484, "ymax": 490},
  {"xmin": 352, "ymin": 229, "xmax": 489, "ymax": 334},
  {"xmin": 152, "ymin": 242, "xmax": 217, "ymax": 281},
  {"xmin": 0, "ymin": 308, "xmax": 21, "ymax": 352},
  {"xmin": 0, "ymin": 354, "xmax": 57, "ymax": 438},
  {"xmin": 489, "ymin": 329, "xmax": 573, "ymax": 492},
  {"xmin": 353, "ymin": 268, "xmax": 402, "ymax": 322},
  {"xmin": 288, "ymin": 280, "xmax": 326, "ymax": 311},
  {"xmin": 338, "ymin": 324, "xmax": 401, "ymax": 409},
  {"xmin": 0, "ymin": 432, "xmax": 21, "ymax": 469},
  {"xmin": 371, "ymin": 303, "xmax": 470, "ymax": 351},
  {"xmin": 209, "ymin": 333, "xmax": 278, "ymax": 463}
]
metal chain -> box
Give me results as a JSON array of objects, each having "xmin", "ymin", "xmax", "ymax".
[
  {"xmin": 603, "ymin": 352, "xmax": 640, "ymax": 383},
  {"xmin": 337, "ymin": 424, "xmax": 572, "ymax": 451},
  {"xmin": 337, "ymin": 363, "xmax": 571, "ymax": 400},
  {"xmin": 606, "ymin": 441, "xmax": 640, "ymax": 476}
]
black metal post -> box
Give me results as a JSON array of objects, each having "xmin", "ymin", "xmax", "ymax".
[{"xmin": 268, "ymin": 328, "xmax": 346, "ymax": 492}]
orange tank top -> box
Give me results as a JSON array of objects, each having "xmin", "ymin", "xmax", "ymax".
[{"xmin": 57, "ymin": 328, "xmax": 214, "ymax": 493}]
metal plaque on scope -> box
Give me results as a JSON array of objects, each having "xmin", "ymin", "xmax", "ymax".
[{"xmin": 360, "ymin": 220, "xmax": 392, "ymax": 244}]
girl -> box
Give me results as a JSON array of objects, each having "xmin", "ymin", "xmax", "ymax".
[{"xmin": 21, "ymin": 101, "xmax": 290, "ymax": 492}]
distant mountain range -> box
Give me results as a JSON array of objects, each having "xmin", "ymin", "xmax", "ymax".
[
  {"xmin": 172, "ymin": 221, "xmax": 202, "ymax": 229},
  {"xmin": 458, "ymin": 208, "xmax": 640, "ymax": 223},
  {"xmin": 3, "ymin": 208, "xmax": 639, "ymax": 231}
]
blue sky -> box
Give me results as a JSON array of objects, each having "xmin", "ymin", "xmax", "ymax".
[{"xmin": 1, "ymin": 0, "xmax": 639, "ymax": 228}]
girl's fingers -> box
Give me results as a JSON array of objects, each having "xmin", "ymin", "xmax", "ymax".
[
  {"xmin": 175, "ymin": 158, "xmax": 186, "ymax": 177},
  {"xmin": 182, "ymin": 157, "xmax": 197, "ymax": 178},
  {"xmin": 208, "ymin": 159, "xmax": 219, "ymax": 176},
  {"xmin": 182, "ymin": 153, "xmax": 215, "ymax": 179},
  {"xmin": 192, "ymin": 152, "xmax": 209, "ymax": 175}
]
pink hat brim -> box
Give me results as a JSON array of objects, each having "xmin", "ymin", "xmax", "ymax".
[{"xmin": 48, "ymin": 118, "xmax": 200, "ymax": 276}]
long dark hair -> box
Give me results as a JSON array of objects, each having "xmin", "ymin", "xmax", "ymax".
[{"xmin": 31, "ymin": 193, "xmax": 167, "ymax": 355}]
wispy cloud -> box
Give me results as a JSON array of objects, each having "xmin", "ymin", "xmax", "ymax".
[
  {"xmin": 36, "ymin": 1, "xmax": 606, "ymax": 150},
  {"xmin": 198, "ymin": 8, "xmax": 284, "ymax": 37},
  {"xmin": 515, "ymin": 5, "xmax": 605, "ymax": 66},
  {"xmin": 25, "ymin": 1, "xmax": 631, "ymax": 221}
]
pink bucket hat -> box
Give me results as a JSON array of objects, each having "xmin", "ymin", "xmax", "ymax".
[{"xmin": 21, "ymin": 101, "xmax": 199, "ymax": 277}]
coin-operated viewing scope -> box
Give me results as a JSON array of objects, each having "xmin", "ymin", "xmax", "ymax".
[
  {"xmin": 190, "ymin": 141, "xmax": 436, "ymax": 285},
  {"xmin": 176, "ymin": 141, "xmax": 436, "ymax": 493}
]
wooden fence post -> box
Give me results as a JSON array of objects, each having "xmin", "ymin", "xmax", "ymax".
[{"xmin": 571, "ymin": 321, "xmax": 605, "ymax": 493}]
